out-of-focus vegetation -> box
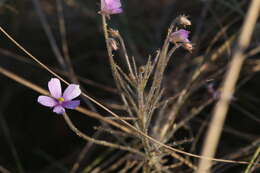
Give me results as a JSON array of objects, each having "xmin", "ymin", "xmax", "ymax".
[{"xmin": 0, "ymin": 0, "xmax": 259, "ymax": 172}]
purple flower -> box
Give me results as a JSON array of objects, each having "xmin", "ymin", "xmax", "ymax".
[
  {"xmin": 170, "ymin": 29, "xmax": 190, "ymax": 44},
  {"xmin": 101, "ymin": 0, "xmax": 123, "ymax": 15},
  {"xmin": 37, "ymin": 78, "xmax": 81, "ymax": 114},
  {"xmin": 170, "ymin": 29, "xmax": 193, "ymax": 52}
]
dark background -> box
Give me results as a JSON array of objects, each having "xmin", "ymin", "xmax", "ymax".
[{"xmin": 0, "ymin": 0, "xmax": 259, "ymax": 172}]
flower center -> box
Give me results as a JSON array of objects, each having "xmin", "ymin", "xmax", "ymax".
[{"xmin": 57, "ymin": 97, "xmax": 65, "ymax": 103}]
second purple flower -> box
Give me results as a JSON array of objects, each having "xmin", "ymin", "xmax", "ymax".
[
  {"xmin": 101, "ymin": 0, "xmax": 123, "ymax": 15},
  {"xmin": 170, "ymin": 29, "xmax": 193, "ymax": 52},
  {"xmin": 170, "ymin": 29, "xmax": 190, "ymax": 44}
]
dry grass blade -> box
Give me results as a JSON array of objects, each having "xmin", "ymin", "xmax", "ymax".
[
  {"xmin": 0, "ymin": 111, "xmax": 24, "ymax": 173},
  {"xmin": 0, "ymin": 166, "xmax": 11, "ymax": 173},
  {"xmin": 63, "ymin": 113, "xmax": 143, "ymax": 156},
  {"xmin": 197, "ymin": 0, "xmax": 260, "ymax": 172},
  {"xmin": 32, "ymin": 0, "xmax": 67, "ymax": 69},
  {"xmin": 0, "ymin": 46, "xmax": 117, "ymax": 93},
  {"xmin": 62, "ymin": 112, "xmax": 143, "ymax": 156}
]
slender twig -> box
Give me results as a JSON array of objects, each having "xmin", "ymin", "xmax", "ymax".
[
  {"xmin": 32, "ymin": 0, "xmax": 67, "ymax": 69},
  {"xmin": 173, "ymin": 99, "xmax": 214, "ymax": 133},
  {"xmin": 105, "ymin": 117, "xmax": 138, "ymax": 120},
  {"xmin": 132, "ymin": 161, "xmax": 144, "ymax": 173},
  {"xmin": 0, "ymin": 111, "xmax": 24, "ymax": 173},
  {"xmin": 0, "ymin": 47, "xmax": 117, "ymax": 93},
  {"xmin": 62, "ymin": 112, "xmax": 143, "ymax": 156},
  {"xmin": 231, "ymin": 103, "xmax": 260, "ymax": 124},
  {"xmin": 70, "ymin": 131, "xmax": 102, "ymax": 173},
  {"xmin": 81, "ymin": 148, "xmax": 114, "ymax": 173},
  {"xmin": 56, "ymin": 0, "xmax": 71, "ymax": 67},
  {"xmin": 94, "ymin": 126, "xmax": 132, "ymax": 138},
  {"xmin": 117, "ymin": 32, "xmax": 135, "ymax": 78},
  {"xmin": 147, "ymin": 20, "xmax": 176, "ymax": 102},
  {"xmin": 213, "ymin": 138, "xmax": 260, "ymax": 172},
  {"xmin": 0, "ymin": 166, "xmax": 11, "ymax": 173},
  {"xmin": 168, "ymin": 152, "xmax": 198, "ymax": 170}
]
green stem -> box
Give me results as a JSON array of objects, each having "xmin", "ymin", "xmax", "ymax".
[{"xmin": 244, "ymin": 146, "xmax": 260, "ymax": 173}]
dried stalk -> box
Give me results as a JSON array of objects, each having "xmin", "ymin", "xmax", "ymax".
[{"xmin": 62, "ymin": 112, "xmax": 143, "ymax": 156}]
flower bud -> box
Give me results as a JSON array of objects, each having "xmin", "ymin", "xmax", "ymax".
[
  {"xmin": 178, "ymin": 15, "xmax": 191, "ymax": 26},
  {"xmin": 183, "ymin": 42, "xmax": 193, "ymax": 53},
  {"xmin": 108, "ymin": 38, "xmax": 119, "ymax": 51},
  {"xmin": 109, "ymin": 28, "xmax": 120, "ymax": 38}
]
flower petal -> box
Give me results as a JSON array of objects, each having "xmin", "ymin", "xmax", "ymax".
[
  {"xmin": 178, "ymin": 29, "xmax": 189, "ymax": 38},
  {"xmin": 107, "ymin": 0, "xmax": 122, "ymax": 9},
  {"xmin": 48, "ymin": 78, "xmax": 62, "ymax": 98},
  {"xmin": 183, "ymin": 38, "xmax": 191, "ymax": 43},
  {"xmin": 37, "ymin": 96, "xmax": 57, "ymax": 107},
  {"xmin": 170, "ymin": 29, "xmax": 190, "ymax": 43},
  {"xmin": 62, "ymin": 84, "xmax": 81, "ymax": 101},
  {"xmin": 53, "ymin": 105, "xmax": 65, "ymax": 114},
  {"xmin": 111, "ymin": 8, "xmax": 123, "ymax": 14},
  {"xmin": 101, "ymin": 0, "xmax": 122, "ymax": 14},
  {"xmin": 62, "ymin": 100, "xmax": 80, "ymax": 109},
  {"xmin": 101, "ymin": 0, "xmax": 106, "ymax": 10}
]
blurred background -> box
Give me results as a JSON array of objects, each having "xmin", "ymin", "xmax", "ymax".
[{"xmin": 0, "ymin": 0, "xmax": 259, "ymax": 172}]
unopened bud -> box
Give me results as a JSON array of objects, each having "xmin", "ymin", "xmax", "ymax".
[
  {"xmin": 109, "ymin": 29, "xmax": 120, "ymax": 38},
  {"xmin": 139, "ymin": 66, "xmax": 145, "ymax": 73},
  {"xmin": 178, "ymin": 15, "xmax": 191, "ymax": 26},
  {"xmin": 108, "ymin": 38, "xmax": 119, "ymax": 51},
  {"xmin": 183, "ymin": 42, "xmax": 193, "ymax": 53}
]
